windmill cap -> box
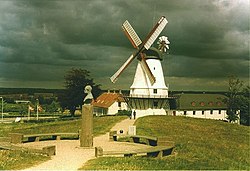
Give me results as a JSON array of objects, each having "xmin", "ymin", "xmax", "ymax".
[{"xmin": 142, "ymin": 47, "xmax": 163, "ymax": 60}]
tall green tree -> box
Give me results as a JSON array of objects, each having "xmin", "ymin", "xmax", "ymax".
[
  {"xmin": 58, "ymin": 68, "xmax": 102, "ymax": 116},
  {"xmin": 239, "ymin": 86, "xmax": 250, "ymax": 125},
  {"xmin": 223, "ymin": 76, "xmax": 249, "ymax": 124},
  {"xmin": 226, "ymin": 76, "xmax": 242, "ymax": 122}
]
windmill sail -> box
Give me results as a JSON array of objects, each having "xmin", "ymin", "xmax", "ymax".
[
  {"xmin": 110, "ymin": 16, "xmax": 168, "ymax": 84},
  {"xmin": 143, "ymin": 16, "xmax": 168, "ymax": 50},
  {"xmin": 122, "ymin": 20, "xmax": 142, "ymax": 48},
  {"xmin": 110, "ymin": 54, "xmax": 135, "ymax": 83},
  {"xmin": 139, "ymin": 54, "xmax": 156, "ymax": 84}
]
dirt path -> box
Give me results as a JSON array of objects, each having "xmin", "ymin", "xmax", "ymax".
[{"xmin": 22, "ymin": 118, "xmax": 139, "ymax": 170}]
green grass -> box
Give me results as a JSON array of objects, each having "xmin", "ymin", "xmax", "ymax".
[
  {"xmin": 82, "ymin": 115, "xmax": 250, "ymax": 170},
  {"xmin": 0, "ymin": 115, "xmax": 127, "ymax": 170},
  {"xmin": 0, "ymin": 116, "xmax": 127, "ymax": 137},
  {"xmin": 0, "ymin": 150, "xmax": 49, "ymax": 170}
]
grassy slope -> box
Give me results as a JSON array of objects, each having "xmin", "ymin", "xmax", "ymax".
[
  {"xmin": 82, "ymin": 116, "xmax": 249, "ymax": 170},
  {"xmin": 0, "ymin": 116, "xmax": 127, "ymax": 170}
]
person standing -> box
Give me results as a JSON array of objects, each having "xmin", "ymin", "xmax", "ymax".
[{"xmin": 133, "ymin": 110, "xmax": 136, "ymax": 119}]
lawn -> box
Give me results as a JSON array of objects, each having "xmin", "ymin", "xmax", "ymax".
[
  {"xmin": 82, "ymin": 115, "xmax": 250, "ymax": 170},
  {"xmin": 0, "ymin": 115, "xmax": 127, "ymax": 170}
]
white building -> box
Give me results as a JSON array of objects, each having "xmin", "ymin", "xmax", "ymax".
[
  {"xmin": 92, "ymin": 92, "xmax": 127, "ymax": 116},
  {"xmin": 169, "ymin": 93, "xmax": 240, "ymax": 123}
]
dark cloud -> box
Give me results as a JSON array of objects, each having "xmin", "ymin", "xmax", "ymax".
[{"xmin": 0, "ymin": 0, "xmax": 249, "ymax": 90}]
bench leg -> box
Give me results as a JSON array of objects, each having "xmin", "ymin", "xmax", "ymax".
[
  {"xmin": 109, "ymin": 131, "xmax": 117, "ymax": 141},
  {"xmin": 52, "ymin": 135, "xmax": 61, "ymax": 140},
  {"xmin": 28, "ymin": 137, "xmax": 39, "ymax": 142},
  {"xmin": 42, "ymin": 145, "xmax": 56, "ymax": 156}
]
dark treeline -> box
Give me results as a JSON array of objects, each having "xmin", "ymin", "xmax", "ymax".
[{"xmin": 0, "ymin": 88, "xmax": 64, "ymax": 95}]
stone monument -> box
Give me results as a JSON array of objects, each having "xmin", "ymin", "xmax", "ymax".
[{"xmin": 80, "ymin": 85, "xmax": 93, "ymax": 147}]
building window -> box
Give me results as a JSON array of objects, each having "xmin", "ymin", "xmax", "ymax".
[
  {"xmin": 184, "ymin": 111, "xmax": 187, "ymax": 115},
  {"xmin": 153, "ymin": 89, "xmax": 157, "ymax": 94},
  {"xmin": 193, "ymin": 111, "xmax": 196, "ymax": 115},
  {"xmin": 200, "ymin": 102, "xmax": 205, "ymax": 106},
  {"xmin": 219, "ymin": 110, "xmax": 221, "ymax": 114},
  {"xmin": 191, "ymin": 101, "xmax": 196, "ymax": 106},
  {"xmin": 202, "ymin": 111, "xmax": 205, "ymax": 115},
  {"xmin": 118, "ymin": 102, "xmax": 121, "ymax": 107},
  {"xmin": 210, "ymin": 110, "xmax": 213, "ymax": 114}
]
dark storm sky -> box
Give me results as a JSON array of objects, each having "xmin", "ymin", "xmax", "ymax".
[{"xmin": 0, "ymin": 0, "xmax": 249, "ymax": 90}]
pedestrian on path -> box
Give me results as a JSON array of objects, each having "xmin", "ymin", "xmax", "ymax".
[{"xmin": 133, "ymin": 110, "xmax": 136, "ymax": 120}]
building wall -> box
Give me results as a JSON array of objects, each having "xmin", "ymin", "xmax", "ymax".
[
  {"xmin": 131, "ymin": 108, "xmax": 167, "ymax": 118},
  {"xmin": 171, "ymin": 109, "xmax": 228, "ymax": 120},
  {"xmin": 107, "ymin": 101, "xmax": 127, "ymax": 115},
  {"xmin": 130, "ymin": 59, "xmax": 168, "ymax": 97}
]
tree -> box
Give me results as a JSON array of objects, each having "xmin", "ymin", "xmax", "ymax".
[
  {"xmin": 58, "ymin": 68, "xmax": 102, "ymax": 116},
  {"xmin": 239, "ymin": 86, "xmax": 250, "ymax": 125},
  {"xmin": 224, "ymin": 76, "xmax": 242, "ymax": 122},
  {"xmin": 223, "ymin": 76, "xmax": 248, "ymax": 123}
]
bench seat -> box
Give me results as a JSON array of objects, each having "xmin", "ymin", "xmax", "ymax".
[
  {"xmin": 96, "ymin": 146, "xmax": 174, "ymax": 159},
  {"xmin": 10, "ymin": 132, "xmax": 79, "ymax": 143},
  {"xmin": 112, "ymin": 134, "xmax": 158, "ymax": 146}
]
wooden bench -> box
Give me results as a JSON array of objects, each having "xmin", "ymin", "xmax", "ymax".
[
  {"xmin": 0, "ymin": 142, "xmax": 56, "ymax": 156},
  {"xmin": 111, "ymin": 133, "xmax": 158, "ymax": 146},
  {"xmin": 9, "ymin": 132, "xmax": 79, "ymax": 144},
  {"xmin": 95, "ymin": 146, "xmax": 174, "ymax": 159},
  {"xmin": 111, "ymin": 132, "xmax": 174, "ymax": 147}
]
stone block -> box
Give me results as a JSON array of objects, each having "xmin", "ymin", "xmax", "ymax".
[
  {"xmin": 42, "ymin": 145, "xmax": 56, "ymax": 156},
  {"xmin": 95, "ymin": 146, "xmax": 103, "ymax": 157},
  {"xmin": 128, "ymin": 126, "xmax": 136, "ymax": 135},
  {"xmin": 9, "ymin": 133, "xmax": 23, "ymax": 144}
]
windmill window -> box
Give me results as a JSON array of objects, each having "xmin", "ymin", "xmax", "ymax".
[
  {"xmin": 153, "ymin": 89, "xmax": 157, "ymax": 94},
  {"xmin": 153, "ymin": 67, "xmax": 156, "ymax": 70}
]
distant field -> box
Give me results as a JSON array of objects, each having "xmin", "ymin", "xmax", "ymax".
[
  {"xmin": 0, "ymin": 116, "xmax": 127, "ymax": 170},
  {"xmin": 82, "ymin": 116, "xmax": 249, "ymax": 170}
]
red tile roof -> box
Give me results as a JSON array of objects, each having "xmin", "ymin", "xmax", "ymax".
[{"xmin": 92, "ymin": 92, "xmax": 125, "ymax": 108}]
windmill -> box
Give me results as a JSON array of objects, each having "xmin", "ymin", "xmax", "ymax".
[{"xmin": 110, "ymin": 16, "xmax": 172, "ymax": 118}]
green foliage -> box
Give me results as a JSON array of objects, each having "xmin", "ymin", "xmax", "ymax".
[
  {"xmin": 82, "ymin": 116, "xmax": 249, "ymax": 170},
  {"xmin": 58, "ymin": 68, "xmax": 102, "ymax": 116},
  {"xmin": 116, "ymin": 110, "xmax": 131, "ymax": 117},
  {"xmin": 239, "ymin": 86, "xmax": 250, "ymax": 125},
  {"xmin": 223, "ymin": 76, "xmax": 249, "ymax": 124}
]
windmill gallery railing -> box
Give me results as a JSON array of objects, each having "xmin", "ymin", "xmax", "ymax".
[{"xmin": 123, "ymin": 95, "xmax": 175, "ymax": 110}]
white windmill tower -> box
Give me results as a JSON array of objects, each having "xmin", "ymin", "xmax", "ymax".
[{"xmin": 110, "ymin": 16, "xmax": 171, "ymax": 118}]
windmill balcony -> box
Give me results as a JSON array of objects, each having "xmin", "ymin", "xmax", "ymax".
[{"xmin": 126, "ymin": 94, "xmax": 168, "ymax": 99}]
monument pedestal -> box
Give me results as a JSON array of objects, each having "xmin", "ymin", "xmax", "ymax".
[{"xmin": 80, "ymin": 104, "xmax": 93, "ymax": 147}]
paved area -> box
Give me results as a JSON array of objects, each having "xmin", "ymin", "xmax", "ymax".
[{"xmin": 21, "ymin": 118, "xmax": 140, "ymax": 170}]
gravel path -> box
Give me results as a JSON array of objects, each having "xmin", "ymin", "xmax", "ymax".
[{"xmin": 22, "ymin": 118, "xmax": 140, "ymax": 170}]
